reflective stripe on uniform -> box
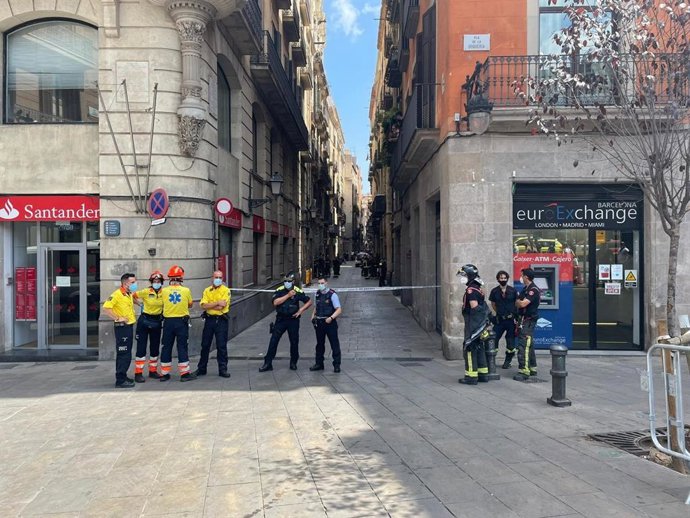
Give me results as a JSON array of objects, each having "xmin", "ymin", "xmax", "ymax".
[{"xmin": 519, "ymin": 336, "xmax": 532, "ymax": 375}]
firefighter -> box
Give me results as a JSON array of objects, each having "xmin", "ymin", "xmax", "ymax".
[
  {"xmin": 194, "ymin": 270, "xmax": 231, "ymax": 378},
  {"xmin": 309, "ymin": 277, "xmax": 342, "ymax": 373},
  {"xmin": 457, "ymin": 264, "xmax": 490, "ymax": 385},
  {"xmin": 513, "ymin": 268, "xmax": 541, "ymax": 382},
  {"xmin": 259, "ymin": 272, "xmax": 312, "ymax": 372},
  {"xmin": 102, "ymin": 273, "xmax": 137, "ymax": 388},
  {"xmin": 132, "ymin": 270, "xmax": 164, "ymax": 382},
  {"xmin": 488, "ymin": 270, "xmax": 518, "ymax": 369},
  {"xmin": 159, "ymin": 265, "xmax": 196, "ymax": 382}
]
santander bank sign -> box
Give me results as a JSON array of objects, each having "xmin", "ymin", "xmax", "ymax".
[{"xmin": 0, "ymin": 196, "xmax": 100, "ymax": 221}]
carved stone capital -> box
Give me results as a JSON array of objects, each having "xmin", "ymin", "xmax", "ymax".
[
  {"xmin": 166, "ymin": 0, "xmax": 216, "ymax": 25},
  {"xmin": 178, "ymin": 115, "xmax": 207, "ymax": 156}
]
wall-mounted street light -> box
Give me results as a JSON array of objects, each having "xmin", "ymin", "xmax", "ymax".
[{"xmin": 249, "ymin": 172, "xmax": 284, "ymax": 212}]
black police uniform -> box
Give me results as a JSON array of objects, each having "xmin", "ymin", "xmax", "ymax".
[
  {"xmin": 489, "ymin": 284, "xmax": 518, "ymax": 367},
  {"xmin": 263, "ymin": 285, "xmax": 310, "ymax": 367},
  {"xmin": 460, "ymin": 280, "xmax": 489, "ymax": 383},
  {"xmin": 313, "ymin": 289, "xmax": 341, "ymax": 369},
  {"xmin": 516, "ymin": 282, "xmax": 540, "ymax": 378}
]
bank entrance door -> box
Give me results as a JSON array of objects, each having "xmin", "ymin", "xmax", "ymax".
[{"xmin": 38, "ymin": 244, "xmax": 87, "ymax": 349}]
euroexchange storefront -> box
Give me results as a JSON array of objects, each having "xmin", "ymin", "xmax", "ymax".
[
  {"xmin": 1, "ymin": 195, "xmax": 100, "ymax": 353},
  {"xmin": 512, "ymin": 183, "xmax": 644, "ymax": 351}
]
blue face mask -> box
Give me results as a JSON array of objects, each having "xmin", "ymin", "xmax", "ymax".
[
  {"xmin": 284, "ymin": 282, "xmax": 293, "ymax": 290},
  {"xmin": 318, "ymin": 283, "xmax": 327, "ymax": 292},
  {"xmin": 213, "ymin": 278, "xmax": 223, "ymax": 287},
  {"xmin": 128, "ymin": 282, "xmax": 138, "ymax": 292},
  {"xmin": 152, "ymin": 282, "xmax": 162, "ymax": 290}
]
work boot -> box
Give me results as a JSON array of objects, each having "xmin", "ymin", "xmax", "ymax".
[
  {"xmin": 125, "ymin": 376, "xmax": 134, "ymax": 383},
  {"xmin": 334, "ymin": 366, "xmax": 341, "ymax": 373},
  {"xmin": 458, "ymin": 377, "xmax": 478, "ymax": 385},
  {"xmin": 289, "ymin": 362, "xmax": 297, "ymax": 371},
  {"xmin": 159, "ymin": 374, "xmax": 171, "ymax": 382},
  {"xmin": 258, "ymin": 363, "xmax": 273, "ymax": 372},
  {"xmin": 513, "ymin": 372, "xmax": 530, "ymax": 382},
  {"xmin": 219, "ymin": 370, "xmax": 231, "ymax": 378},
  {"xmin": 529, "ymin": 370, "xmax": 538, "ymax": 377},
  {"xmin": 501, "ymin": 360, "xmax": 512, "ymax": 369},
  {"xmin": 478, "ymin": 374, "xmax": 489, "ymax": 383},
  {"xmin": 180, "ymin": 372, "xmax": 197, "ymax": 382},
  {"xmin": 134, "ymin": 373, "xmax": 146, "ymax": 383},
  {"xmin": 115, "ymin": 380, "xmax": 135, "ymax": 388},
  {"xmin": 309, "ymin": 364, "xmax": 324, "ymax": 372},
  {"xmin": 148, "ymin": 371, "xmax": 162, "ymax": 379},
  {"xmin": 193, "ymin": 369, "xmax": 207, "ymax": 377}
]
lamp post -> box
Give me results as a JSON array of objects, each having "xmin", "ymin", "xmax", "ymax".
[{"xmin": 249, "ymin": 172, "xmax": 283, "ymax": 212}]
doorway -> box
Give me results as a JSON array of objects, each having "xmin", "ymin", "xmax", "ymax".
[{"xmin": 38, "ymin": 244, "xmax": 87, "ymax": 349}]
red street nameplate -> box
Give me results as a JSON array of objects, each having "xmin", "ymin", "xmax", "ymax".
[{"xmin": 0, "ymin": 195, "xmax": 100, "ymax": 221}]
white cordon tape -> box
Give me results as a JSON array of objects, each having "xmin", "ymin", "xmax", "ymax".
[{"xmin": 229, "ymin": 285, "xmax": 440, "ymax": 294}]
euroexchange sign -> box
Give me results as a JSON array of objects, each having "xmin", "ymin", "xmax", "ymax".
[{"xmin": 513, "ymin": 200, "xmax": 642, "ymax": 230}]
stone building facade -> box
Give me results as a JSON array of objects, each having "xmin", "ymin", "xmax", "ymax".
[
  {"xmin": 369, "ymin": 0, "xmax": 690, "ymax": 356},
  {"xmin": 0, "ymin": 0, "xmax": 356, "ymax": 358}
]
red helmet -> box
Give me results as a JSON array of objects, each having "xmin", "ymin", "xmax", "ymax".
[
  {"xmin": 167, "ymin": 265, "xmax": 184, "ymax": 279},
  {"xmin": 149, "ymin": 270, "xmax": 164, "ymax": 282}
]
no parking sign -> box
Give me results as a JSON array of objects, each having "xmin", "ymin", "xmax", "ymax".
[{"xmin": 147, "ymin": 189, "xmax": 169, "ymax": 219}]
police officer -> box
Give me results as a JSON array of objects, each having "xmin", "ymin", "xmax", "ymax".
[
  {"xmin": 514, "ymin": 267, "xmax": 541, "ymax": 382},
  {"xmin": 159, "ymin": 265, "xmax": 196, "ymax": 382},
  {"xmin": 132, "ymin": 270, "xmax": 164, "ymax": 382},
  {"xmin": 194, "ymin": 270, "xmax": 231, "ymax": 378},
  {"xmin": 259, "ymin": 272, "xmax": 312, "ymax": 372},
  {"xmin": 102, "ymin": 273, "xmax": 137, "ymax": 388},
  {"xmin": 488, "ymin": 270, "xmax": 518, "ymax": 369},
  {"xmin": 457, "ymin": 264, "xmax": 490, "ymax": 385},
  {"xmin": 309, "ymin": 277, "xmax": 342, "ymax": 373}
]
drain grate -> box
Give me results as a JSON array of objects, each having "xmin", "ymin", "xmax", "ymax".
[{"xmin": 589, "ymin": 426, "xmax": 690, "ymax": 457}]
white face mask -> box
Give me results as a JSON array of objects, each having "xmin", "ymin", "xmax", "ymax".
[
  {"xmin": 318, "ymin": 283, "xmax": 327, "ymax": 292},
  {"xmin": 284, "ymin": 281, "xmax": 293, "ymax": 289}
]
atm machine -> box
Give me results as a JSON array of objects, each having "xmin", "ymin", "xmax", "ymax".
[{"xmin": 531, "ymin": 265, "xmax": 559, "ymax": 310}]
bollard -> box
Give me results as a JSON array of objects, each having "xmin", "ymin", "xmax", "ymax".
[
  {"xmin": 485, "ymin": 329, "xmax": 501, "ymax": 380},
  {"xmin": 547, "ymin": 345, "xmax": 571, "ymax": 407}
]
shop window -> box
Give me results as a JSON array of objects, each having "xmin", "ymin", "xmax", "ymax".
[{"xmin": 5, "ymin": 20, "xmax": 98, "ymax": 123}]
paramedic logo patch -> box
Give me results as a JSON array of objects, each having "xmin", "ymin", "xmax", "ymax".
[{"xmin": 168, "ymin": 292, "xmax": 182, "ymax": 304}]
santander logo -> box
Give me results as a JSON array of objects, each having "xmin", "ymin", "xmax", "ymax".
[{"xmin": 0, "ymin": 199, "xmax": 20, "ymax": 220}]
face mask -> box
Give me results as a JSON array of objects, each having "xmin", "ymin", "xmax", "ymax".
[
  {"xmin": 318, "ymin": 283, "xmax": 327, "ymax": 292},
  {"xmin": 213, "ymin": 278, "xmax": 223, "ymax": 287},
  {"xmin": 461, "ymin": 276, "xmax": 469, "ymax": 285},
  {"xmin": 128, "ymin": 282, "xmax": 138, "ymax": 292},
  {"xmin": 152, "ymin": 282, "xmax": 162, "ymax": 290},
  {"xmin": 498, "ymin": 280, "xmax": 508, "ymax": 287},
  {"xmin": 284, "ymin": 282, "xmax": 293, "ymax": 290}
]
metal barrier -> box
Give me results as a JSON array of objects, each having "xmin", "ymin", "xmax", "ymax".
[{"xmin": 645, "ymin": 343, "xmax": 690, "ymax": 505}]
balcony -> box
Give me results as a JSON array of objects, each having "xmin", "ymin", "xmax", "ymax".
[
  {"xmin": 299, "ymin": 67, "xmax": 312, "ymax": 89},
  {"xmin": 275, "ymin": 0, "xmax": 290, "ymax": 9},
  {"xmin": 403, "ymin": 0, "xmax": 419, "ymax": 38},
  {"xmin": 251, "ymin": 31, "xmax": 308, "ymax": 150},
  {"xmin": 476, "ymin": 54, "xmax": 689, "ymax": 110},
  {"xmin": 391, "ymin": 83, "xmax": 439, "ymax": 189},
  {"xmin": 220, "ymin": 0, "xmax": 263, "ymax": 55},
  {"xmin": 282, "ymin": 7, "xmax": 300, "ymax": 42},
  {"xmin": 372, "ymin": 194, "xmax": 386, "ymax": 216},
  {"xmin": 385, "ymin": 47, "xmax": 402, "ymax": 88},
  {"xmin": 291, "ymin": 40, "xmax": 306, "ymax": 67}
]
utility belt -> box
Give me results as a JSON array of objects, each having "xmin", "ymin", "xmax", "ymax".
[
  {"xmin": 114, "ymin": 322, "xmax": 134, "ymax": 327},
  {"xmin": 201, "ymin": 311, "xmax": 228, "ymax": 321},
  {"xmin": 142, "ymin": 313, "xmax": 163, "ymax": 320},
  {"xmin": 497, "ymin": 313, "xmax": 515, "ymax": 321},
  {"xmin": 163, "ymin": 316, "xmax": 189, "ymax": 323}
]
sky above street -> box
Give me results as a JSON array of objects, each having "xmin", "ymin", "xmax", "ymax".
[{"xmin": 323, "ymin": 0, "xmax": 380, "ymax": 194}]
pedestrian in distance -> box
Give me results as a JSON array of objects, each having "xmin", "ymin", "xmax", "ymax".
[
  {"xmin": 159, "ymin": 265, "xmax": 197, "ymax": 382},
  {"xmin": 457, "ymin": 264, "xmax": 491, "ymax": 385},
  {"xmin": 513, "ymin": 268, "xmax": 541, "ymax": 382},
  {"xmin": 332, "ymin": 256, "xmax": 341, "ymax": 277},
  {"xmin": 309, "ymin": 277, "xmax": 342, "ymax": 373},
  {"xmin": 194, "ymin": 270, "xmax": 231, "ymax": 378},
  {"xmin": 488, "ymin": 270, "xmax": 518, "ymax": 369},
  {"xmin": 259, "ymin": 272, "xmax": 313, "ymax": 372},
  {"xmin": 102, "ymin": 273, "xmax": 138, "ymax": 388},
  {"xmin": 132, "ymin": 270, "xmax": 165, "ymax": 382}
]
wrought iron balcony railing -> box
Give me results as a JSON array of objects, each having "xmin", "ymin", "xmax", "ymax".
[{"xmin": 391, "ymin": 83, "xmax": 436, "ymax": 174}]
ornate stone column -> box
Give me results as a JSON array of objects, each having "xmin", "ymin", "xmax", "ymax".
[{"xmin": 166, "ymin": 0, "xmax": 217, "ymax": 156}]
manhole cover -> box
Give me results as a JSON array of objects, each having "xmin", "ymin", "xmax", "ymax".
[{"xmin": 589, "ymin": 426, "xmax": 690, "ymax": 457}]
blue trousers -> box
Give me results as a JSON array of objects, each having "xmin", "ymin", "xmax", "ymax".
[
  {"xmin": 264, "ymin": 317, "xmax": 300, "ymax": 365},
  {"xmin": 114, "ymin": 324, "xmax": 134, "ymax": 383},
  {"xmin": 197, "ymin": 316, "xmax": 229, "ymax": 372}
]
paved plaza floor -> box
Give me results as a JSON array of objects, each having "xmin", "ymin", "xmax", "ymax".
[{"xmin": 0, "ymin": 265, "xmax": 688, "ymax": 517}]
